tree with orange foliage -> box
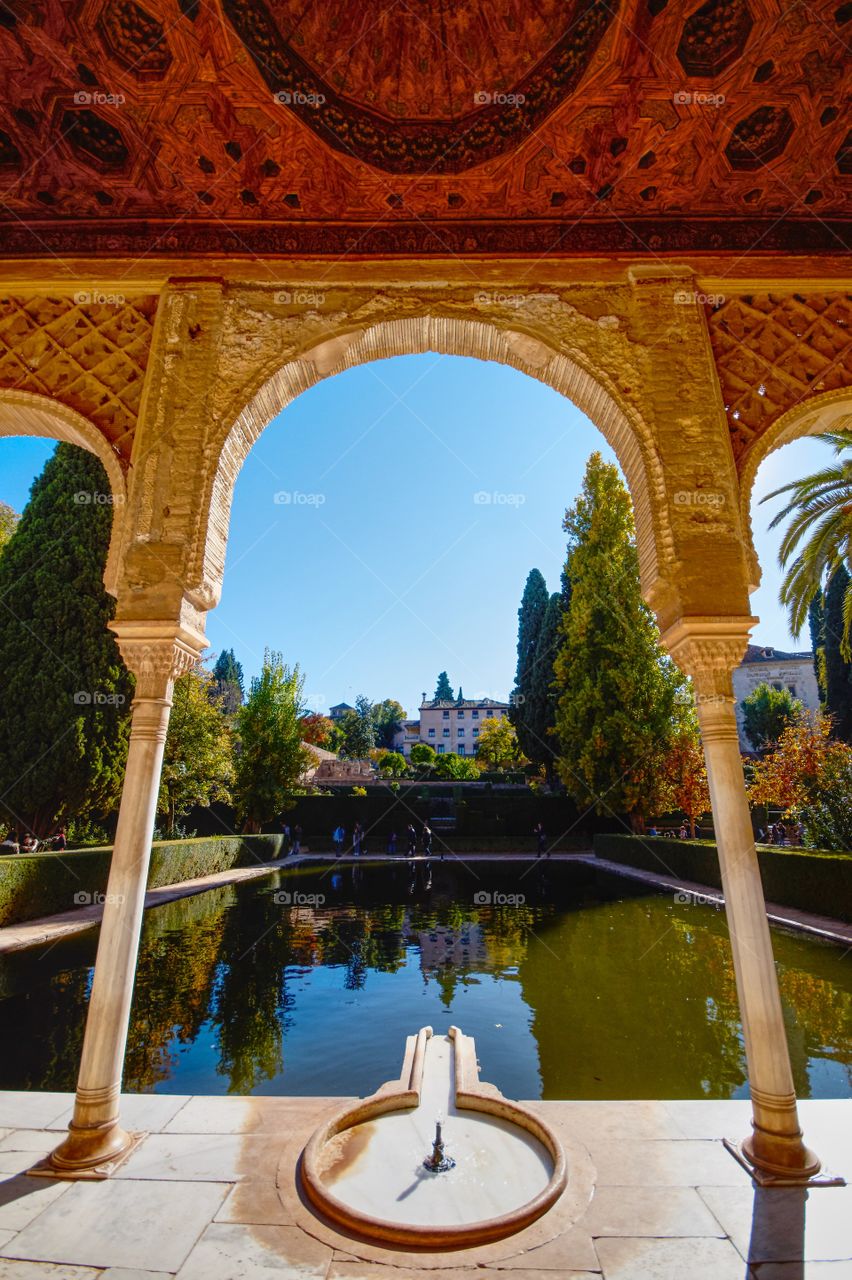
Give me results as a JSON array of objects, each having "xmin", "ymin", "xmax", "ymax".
[
  {"xmin": 660, "ymin": 716, "xmax": 711, "ymax": 837},
  {"xmin": 298, "ymin": 712, "xmax": 337, "ymax": 749},
  {"xmin": 748, "ymin": 711, "xmax": 852, "ymax": 850}
]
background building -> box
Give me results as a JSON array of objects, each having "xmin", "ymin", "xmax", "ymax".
[
  {"xmin": 732, "ymin": 645, "xmax": 821, "ymax": 750},
  {"xmin": 394, "ymin": 695, "xmax": 510, "ymax": 758}
]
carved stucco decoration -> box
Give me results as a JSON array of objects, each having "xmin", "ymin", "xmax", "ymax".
[{"xmin": 0, "ymin": 293, "xmax": 159, "ymax": 463}]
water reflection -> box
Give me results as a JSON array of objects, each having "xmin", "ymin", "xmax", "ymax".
[{"xmin": 0, "ymin": 863, "xmax": 848, "ymax": 1100}]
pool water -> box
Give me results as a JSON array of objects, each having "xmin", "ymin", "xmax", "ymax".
[{"xmin": 1, "ymin": 860, "xmax": 849, "ymax": 1100}]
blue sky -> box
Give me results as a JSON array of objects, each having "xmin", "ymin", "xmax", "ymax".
[{"xmin": 0, "ymin": 355, "xmax": 828, "ymax": 718}]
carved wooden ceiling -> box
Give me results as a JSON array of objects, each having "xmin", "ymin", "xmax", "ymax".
[{"xmin": 0, "ymin": 0, "xmax": 849, "ymax": 256}]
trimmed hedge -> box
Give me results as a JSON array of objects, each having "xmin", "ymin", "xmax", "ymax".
[
  {"xmin": 0, "ymin": 834, "xmax": 285, "ymax": 928},
  {"xmin": 594, "ymin": 833, "xmax": 852, "ymax": 924}
]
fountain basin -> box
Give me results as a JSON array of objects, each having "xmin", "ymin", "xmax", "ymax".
[{"xmin": 300, "ymin": 1025, "xmax": 566, "ymax": 1247}]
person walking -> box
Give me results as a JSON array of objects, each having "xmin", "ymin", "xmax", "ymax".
[
  {"xmin": 291, "ymin": 824, "xmax": 302, "ymax": 856},
  {"xmin": 282, "ymin": 822, "xmax": 291, "ymax": 854},
  {"xmin": 53, "ymin": 828, "xmax": 67, "ymax": 851},
  {"xmin": 333, "ymin": 824, "xmax": 345, "ymax": 855},
  {"xmin": 353, "ymin": 822, "xmax": 363, "ymax": 857},
  {"xmin": 406, "ymin": 824, "xmax": 417, "ymax": 857},
  {"xmin": 387, "ymin": 830, "xmax": 397, "ymax": 856},
  {"xmin": 422, "ymin": 823, "xmax": 433, "ymax": 857},
  {"xmin": 534, "ymin": 821, "xmax": 547, "ymax": 857},
  {"xmin": 0, "ymin": 832, "xmax": 19, "ymax": 854}
]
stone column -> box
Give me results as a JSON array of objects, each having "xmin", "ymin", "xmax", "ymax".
[
  {"xmin": 45, "ymin": 621, "xmax": 205, "ymax": 1178},
  {"xmin": 664, "ymin": 617, "xmax": 819, "ymax": 1181}
]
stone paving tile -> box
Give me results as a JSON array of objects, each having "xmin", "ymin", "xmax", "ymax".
[
  {"xmin": 0, "ymin": 1263, "xmax": 101, "ymax": 1278},
  {"xmin": 213, "ymin": 1180, "xmax": 291, "ymax": 1226},
  {"xmin": 486, "ymin": 1227, "xmax": 599, "ymax": 1270},
  {"xmin": 528, "ymin": 1100, "xmax": 683, "ymax": 1143},
  {"xmin": 114, "ymin": 1132, "xmax": 267, "ymax": 1182},
  {"xmin": 578, "ymin": 1185, "xmax": 725, "ymax": 1238},
  {"xmin": 595, "ymin": 1235, "xmax": 750, "ymax": 1279},
  {"xmin": 48, "ymin": 1094, "xmax": 191, "ymax": 1136},
  {"xmin": 0, "ymin": 1174, "xmax": 71, "ymax": 1232},
  {"xmin": 0, "ymin": 1097, "xmax": 69, "ymax": 1132},
  {"xmin": 102, "ymin": 1271, "xmax": 177, "ymax": 1279},
  {"xmin": 663, "ymin": 1099, "xmax": 755, "ymax": 1141},
  {"xmin": 328, "ymin": 1267, "xmax": 601, "ymax": 1280},
  {"xmin": 174, "ymin": 1222, "xmax": 332, "ymax": 1280},
  {"xmin": 0, "ymin": 1178, "xmax": 229, "ymax": 1272},
  {"xmin": 589, "ymin": 1138, "xmax": 752, "ymax": 1187},
  {"xmin": 0, "ymin": 1240, "xmax": 13, "ymax": 1255},
  {"xmin": 699, "ymin": 1184, "xmax": 852, "ymax": 1264},
  {"xmin": 0, "ymin": 1132, "xmax": 61, "ymax": 1154},
  {"xmin": 163, "ymin": 1095, "xmax": 338, "ymax": 1135}
]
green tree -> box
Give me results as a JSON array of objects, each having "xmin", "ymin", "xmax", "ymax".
[
  {"xmin": 0, "ymin": 501, "xmax": 19, "ymax": 556},
  {"xmin": 552, "ymin": 453, "xmax": 689, "ymax": 827},
  {"xmin": 475, "ymin": 716, "xmax": 526, "ymax": 771},
  {"xmin": 212, "ymin": 648, "xmax": 244, "ymax": 715},
  {"xmin": 526, "ymin": 590, "xmax": 564, "ymax": 779},
  {"xmin": 0, "ymin": 444, "xmax": 133, "ymax": 836},
  {"xmin": 808, "ymin": 589, "xmax": 826, "ymax": 703},
  {"xmin": 299, "ymin": 712, "xmax": 336, "ymax": 748},
  {"xmin": 410, "ymin": 742, "xmax": 436, "ymax": 768},
  {"xmin": 509, "ymin": 569, "xmax": 550, "ymax": 760},
  {"xmin": 763, "ymin": 430, "xmax": 852, "ymax": 657},
  {"xmin": 823, "ymin": 565, "xmax": 852, "ymax": 742},
  {"xmin": 740, "ymin": 682, "xmax": 804, "ymax": 752},
  {"xmin": 157, "ymin": 667, "xmax": 234, "ymax": 836},
  {"xmin": 378, "ymin": 750, "xmax": 407, "ymax": 777},
  {"xmin": 373, "ymin": 698, "xmax": 405, "ymax": 750},
  {"xmin": 434, "ymin": 671, "xmax": 454, "ymax": 701},
  {"xmin": 233, "ymin": 651, "xmax": 313, "ymax": 832},
  {"xmin": 433, "ymin": 751, "xmax": 479, "ymax": 780},
  {"xmin": 339, "ymin": 694, "xmax": 376, "ymax": 758}
]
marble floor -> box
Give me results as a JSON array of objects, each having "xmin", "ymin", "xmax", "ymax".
[{"xmin": 0, "ymin": 1093, "xmax": 848, "ymax": 1278}]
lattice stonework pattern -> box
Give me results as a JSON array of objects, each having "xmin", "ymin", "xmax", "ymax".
[
  {"xmin": 0, "ymin": 294, "xmax": 159, "ymax": 460},
  {"xmin": 707, "ymin": 293, "xmax": 852, "ymax": 459}
]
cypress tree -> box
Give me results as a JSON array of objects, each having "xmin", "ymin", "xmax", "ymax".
[
  {"xmin": 824, "ymin": 566, "xmax": 852, "ymax": 741},
  {"xmin": 807, "ymin": 590, "xmax": 826, "ymax": 702},
  {"xmin": 434, "ymin": 671, "xmax": 454, "ymax": 701},
  {"xmin": 509, "ymin": 569, "xmax": 549, "ymax": 758},
  {"xmin": 525, "ymin": 591, "xmax": 563, "ymax": 778},
  {"xmin": 212, "ymin": 648, "xmax": 245, "ymax": 715},
  {"xmin": 0, "ymin": 444, "xmax": 133, "ymax": 836}
]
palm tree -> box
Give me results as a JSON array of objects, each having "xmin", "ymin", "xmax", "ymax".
[{"xmin": 762, "ymin": 430, "xmax": 852, "ymax": 658}]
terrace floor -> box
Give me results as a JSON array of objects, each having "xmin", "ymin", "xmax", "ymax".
[{"xmin": 0, "ymin": 1093, "xmax": 848, "ymax": 1279}]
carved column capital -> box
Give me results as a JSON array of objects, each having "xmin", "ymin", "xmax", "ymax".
[
  {"xmin": 109, "ymin": 620, "xmax": 207, "ymax": 701},
  {"xmin": 662, "ymin": 617, "xmax": 757, "ymax": 733}
]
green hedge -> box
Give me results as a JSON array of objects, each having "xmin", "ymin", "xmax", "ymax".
[
  {"xmin": 0, "ymin": 834, "xmax": 285, "ymax": 928},
  {"xmin": 594, "ymin": 834, "xmax": 852, "ymax": 924}
]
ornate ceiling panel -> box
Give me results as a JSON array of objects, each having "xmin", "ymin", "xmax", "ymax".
[
  {"xmin": 0, "ymin": 293, "xmax": 159, "ymax": 459},
  {"xmin": 0, "ymin": 0, "xmax": 848, "ymax": 254},
  {"xmin": 707, "ymin": 292, "xmax": 852, "ymax": 457}
]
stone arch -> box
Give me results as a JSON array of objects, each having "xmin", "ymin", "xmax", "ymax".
[
  {"xmin": 0, "ymin": 389, "xmax": 128, "ymax": 595},
  {"xmin": 738, "ymin": 387, "xmax": 852, "ymax": 590},
  {"xmin": 201, "ymin": 314, "xmax": 672, "ymax": 612}
]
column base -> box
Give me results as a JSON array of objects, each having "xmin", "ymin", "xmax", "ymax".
[
  {"xmin": 724, "ymin": 1135, "xmax": 838, "ymax": 1187},
  {"xmin": 29, "ymin": 1122, "xmax": 145, "ymax": 1181}
]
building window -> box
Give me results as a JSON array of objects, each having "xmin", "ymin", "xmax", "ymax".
[
  {"xmin": 458, "ymin": 744, "xmax": 465, "ymax": 755},
  {"xmin": 788, "ymin": 685, "xmax": 797, "ymax": 697},
  {"xmin": 458, "ymin": 728, "xmax": 464, "ymax": 737},
  {"xmin": 487, "ymin": 709, "xmax": 493, "ymax": 717},
  {"xmin": 437, "ymin": 744, "xmax": 444, "ymax": 754},
  {"xmin": 458, "ymin": 710, "xmax": 465, "ymax": 718},
  {"xmin": 443, "ymin": 727, "xmax": 450, "ymax": 737},
  {"xmin": 772, "ymin": 683, "xmax": 782, "ymax": 692},
  {"xmin": 443, "ymin": 710, "xmax": 450, "ymax": 719},
  {"xmin": 471, "ymin": 709, "xmax": 479, "ymax": 719},
  {"xmin": 428, "ymin": 728, "xmax": 435, "ymax": 738},
  {"xmin": 473, "ymin": 727, "xmax": 479, "ymax": 737}
]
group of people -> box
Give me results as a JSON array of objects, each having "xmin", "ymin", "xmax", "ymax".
[
  {"xmin": 280, "ymin": 824, "xmax": 303, "ymax": 855},
  {"xmin": 327, "ymin": 822, "xmax": 435, "ymax": 858},
  {"xmin": 0, "ymin": 829, "xmax": 66, "ymax": 854},
  {"xmin": 757, "ymin": 820, "xmax": 803, "ymax": 846}
]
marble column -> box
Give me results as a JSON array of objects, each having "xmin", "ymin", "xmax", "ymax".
[
  {"xmin": 664, "ymin": 617, "xmax": 819, "ymax": 1181},
  {"xmin": 45, "ymin": 622, "xmax": 205, "ymax": 1177}
]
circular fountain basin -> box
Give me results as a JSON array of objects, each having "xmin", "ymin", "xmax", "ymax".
[{"xmin": 300, "ymin": 1026, "xmax": 565, "ymax": 1247}]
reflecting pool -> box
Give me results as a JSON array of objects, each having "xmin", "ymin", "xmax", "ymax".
[{"xmin": 1, "ymin": 860, "xmax": 849, "ymax": 1099}]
